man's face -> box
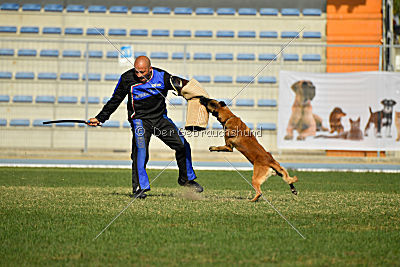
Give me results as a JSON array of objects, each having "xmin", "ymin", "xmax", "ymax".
[{"xmin": 134, "ymin": 66, "xmax": 152, "ymax": 83}]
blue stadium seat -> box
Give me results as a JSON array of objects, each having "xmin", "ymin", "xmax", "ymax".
[
  {"xmin": 214, "ymin": 76, "xmax": 233, "ymax": 83},
  {"xmin": 134, "ymin": 51, "xmax": 146, "ymax": 57},
  {"xmin": 212, "ymin": 122, "xmax": 224, "ymax": 130},
  {"xmin": 86, "ymin": 28, "xmax": 104, "ymax": 35},
  {"xmin": 38, "ymin": 72, "xmax": 57, "ymax": 80},
  {"xmin": 104, "ymin": 74, "xmax": 120, "ymax": 81},
  {"xmin": 195, "ymin": 7, "xmax": 214, "ymax": 15},
  {"xmin": 238, "ymin": 31, "xmax": 256, "ymax": 38},
  {"xmin": 130, "ymin": 29, "xmax": 148, "ymax": 36},
  {"xmin": 123, "ymin": 121, "xmax": 131, "ymax": 128},
  {"xmin": 106, "ymin": 51, "xmax": 118, "ymax": 58},
  {"xmin": 152, "ymin": 7, "xmax": 171, "ymax": 14},
  {"xmin": 58, "ymin": 96, "xmax": 78, "ymax": 104},
  {"xmin": 151, "ymin": 29, "xmax": 170, "ymax": 37},
  {"xmin": 260, "ymin": 8, "xmax": 278, "ymax": 16},
  {"xmin": 82, "ymin": 73, "xmax": 101, "ymax": 81},
  {"xmin": 281, "ymin": 31, "xmax": 300, "ymax": 38},
  {"xmin": 65, "ymin": 27, "xmax": 83, "ymax": 35},
  {"xmin": 18, "ymin": 49, "xmax": 37, "ymax": 56},
  {"xmin": 258, "ymin": 76, "xmax": 277, "ymax": 84},
  {"xmin": 20, "ymin": 26, "xmax": 39, "ymax": 34},
  {"xmin": 33, "ymin": 119, "xmax": 51, "ymax": 127},
  {"xmin": 66, "ymin": 5, "xmax": 85, "ymax": 12},
  {"xmin": 87, "ymin": 50, "xmax": 103, "ymax": 58},
  {"xmin": 259, "ymin": 53, "xmax": 277, "ymax": 61},
  {"xmin": 150, "ymin": 52, "xmax": 168, "ymax": 59},
  {"xmin": 193, "ymin": 53, "xmax": 212, "ymax": 60},
  {"xmin": 215, "ymin": 53, "xmax": 233, "ymax": 60},
  {"xmin": 110, "ymin": 6, "xmax": 128, "ymax": 13},
  {"xmin": 102, "ymin": 121, "xmax": 120, "ymax": 128},
  {"xmin": 44, "ymin": 4, "xmax": 63, "ymax": 12},
  {"xmin": 15, "ymin": 72, "xmax": 34, "ymax": 79},
  {"xmin": 283, "ymin": 54, "xmax": 299, "ymax": 61},
  {"xmin": 80, "ymin": 96, "xmax": 100, "ymax": 104},
  {"xmin": 13, "ymin": 95, "xmax": 33, "ymax": 102},
  {"xmin": 257, "ymin": 99, "xmax": 277, "ymax": 107},
  {"xmin": 193, "ymin": 75, "xmax": 211, "ymax": 83},
  {"xmin": 40, "ymin": 49, "xmax": 59, "ymax": 57},
  {"xmin": 238, "ymin": 8, "xmax": 257, "ymax": 15},
  {"xmin": 195, "ymin": 30, "xmax": 212, "ymax": 37},
  {"xmin": 169, "ymin": 98, "xmax": 183, "ymax": 105},
  {"xmin": 0, "ymin": 3, "xmax": 19, "ymax": 11},
  {"xmin": 303, "ymin": 8, "xmax": 322, "ymax": 16},
  {"xmin": 88, "ymin": 5, "xmax": 106, "ymax": 13},
  {"xmin": 216, "ymin": 30, "xmax": 234, "ymax": 38},
  {"xmin": 0, "ymin": 95, "xmax": 10, "ymax": 102},
  {"xmin": 42, "ymin": 27, "xmax": 61, "ymax": 34},
  {"xmin": 108, "ymin": 28, "xmax": 126, "ymax": 36},
  {"xmin": 217, "ymin": 8, "xmax": 235, "ymax": 15},
  {"xmin": 0, "ymin": 49, "xmax": 14, "ymax": 56},
  {"xmin": 260, "ymin": 31, "xmax": 278, "ymax": 38},
  {"xmin": 22, "ymin": 4, "xmax": 41, "ymax": 11},
  {"xmin": 60, "ymin": 73, "xmax": 79, "ymax": 80},
  {"xmin": 36, "ymin": 95, "xmax": 55, "ymax": 103},
  {"xmin": 63, "ymin": 50, "xmax": 81, "ymax": 57},
  {"xmin": 55, "ymin": 122, "xmax": 75, "ymax": 127},
  {"xmin": 0, "ymin": 26, "xmax": 17, "ymax": 33},
  {"xmin": 174, "ymin": 7, "xmax": 192, "ymax": 15},
  {"xmin": 303, "ymin": 31, "xmax": 322, "ymax": 38},
  {"xmin": 257, "ymin": 123, "xmax": 277, "ymax": 131},
  {"xmin": 10, "ymin": 119, "xmax": 30, "ymax": 127},
  {"xmin": 131, "ymin": 6, "xmax": 150, "ymax": 14},
  {"xmin": 236, "ymin": 76, "xmax": 254, "ymax": 83},
  {"xmin": 237, "ymin": 53, "xmax": 255, "ymax": 61},
  {"xmin": 281, "ymin": 8, "xmax": 300, "ymax": 16},
  {"xmin": 173, "ymin": 30, "xmax": 191, "ymax": 37},
  {"xmin": 236, "ymin": 99, "xmax": 254, "ymax": 107},
  {"xmin": 0, "ymin": 119, "xmax": 7, "ymax": 126},
  {"xmin": 171, "ymin": 52, "xmax": 190, "ymax": 60},
  {"xmin": 302, "ymin": 54, "xmax": 321, "ymax": 61},
  {"xmin": 0, "ymin": 72, "xmax": 12, "ymax": 79}
]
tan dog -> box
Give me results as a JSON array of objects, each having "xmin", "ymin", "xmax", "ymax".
[
  {"xmin": 200, "ymin": 97, "xmax": 298, "ymax": 202},
  {"xmin": 395, "ymin": 112, "xmax": 400, "ymax": 141},
  {"xmin": 285, "ymin": 80, "xmax": 328, "ymax": 140},
  {"xmin": 329, "ymin": 107, "xmax": 346, "ymax": 134}
]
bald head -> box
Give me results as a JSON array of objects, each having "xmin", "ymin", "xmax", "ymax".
[
  {"xmin": 134, "ymin": 56, "xmax": 151, "ymax": 69},
  {"xmin": 134, "ymin": 56, "xmax": 152, "ymax": 83}
]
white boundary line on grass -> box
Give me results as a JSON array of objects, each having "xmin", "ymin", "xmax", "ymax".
[{"xmin": 1, "ymin": 163, "xmax": 400, "ymax": 173}]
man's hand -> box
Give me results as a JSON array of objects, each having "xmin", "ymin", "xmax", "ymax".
[{"xmin": 87, "ymin": 118, "xmax": 100, "ymax": 127}]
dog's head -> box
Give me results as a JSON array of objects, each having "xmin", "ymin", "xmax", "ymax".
[
  {"xmin": 331, "ymin": 107, "xmax": 346, "ymax": 118},
  {"xmin": 199, "ymin": 97, "xmax": 227, "ymax": 117},
  {"xmin": 381, "ymin": 99, "xmax": 397, "ymax": 113},
  {"xmin": 291, "ymin": 80, "xmax": 316, "ymax": 105}
]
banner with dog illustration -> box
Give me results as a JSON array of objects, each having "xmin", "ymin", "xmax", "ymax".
[{"xmin": 277, "ymin": 71, "xmax": 400, "ymax": 151}]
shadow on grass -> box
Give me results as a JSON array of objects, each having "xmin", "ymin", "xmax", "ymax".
[{"xmin": 107, "ymin": 191, "xmax": 249, "ymax": 201}]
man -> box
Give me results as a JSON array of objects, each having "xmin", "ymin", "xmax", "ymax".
[{"xmin": 88, "ymin": 56, "xmax": 203, "ymax": 199}]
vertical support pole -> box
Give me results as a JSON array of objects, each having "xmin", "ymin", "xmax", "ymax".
[{"xmin": 84, "ymin": 42, "xmax": 89, "ymax": 153}]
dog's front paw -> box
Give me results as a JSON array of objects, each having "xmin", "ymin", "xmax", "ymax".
[
  {"xmin": 296, "ymin": 136, "xmax": 306, "ymax": 141},
  {"xmin": 209, "ymin": 146, "xmax": 218, "ymax": 151},
  {"xmin": 284, "ymin": 135, "xmax": 293, "ymax": 140}
]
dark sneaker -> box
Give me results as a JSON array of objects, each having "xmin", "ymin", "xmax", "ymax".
[
  {"xmin": 183, "ymin": 180, "xmax": 203, "ymax": 193},
  {"xmin": 131, "ymin": 190, "xmax": 148, "ymax": 199}
]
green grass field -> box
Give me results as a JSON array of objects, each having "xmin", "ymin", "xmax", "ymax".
[{"xmin": 0, "ymin": 167, "xmax": 399, "ymax": 266}]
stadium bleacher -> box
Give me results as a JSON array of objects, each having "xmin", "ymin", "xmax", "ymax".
[{"xmin": 0, "ymin": 2, "xmax": 326, "ymax": 153}]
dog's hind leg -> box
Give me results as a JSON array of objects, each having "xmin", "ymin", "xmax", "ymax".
[
  {"xmin": 250, "ymin": 165, "xmax": 273, "ymax": 202},
  {"xmin": 270, "ymin": 161, "xmax": 298, "ymax": 185}
]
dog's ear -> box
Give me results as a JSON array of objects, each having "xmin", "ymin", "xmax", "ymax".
[
  {"xmin": 356, "ymin": 117, "xmax": 360, "ymax": 122},
  {"xmin": 219, "ymin": 101, "xmax": 226, "ymax": 107},
  {"xmin": 381, "ymin": 99, "xmax": 388, "ymax": 105}
]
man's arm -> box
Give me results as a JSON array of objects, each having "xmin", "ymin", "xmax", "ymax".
[{"xmin": 88, "ymin": 76, "xmax": 127, "ymax": 126}]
